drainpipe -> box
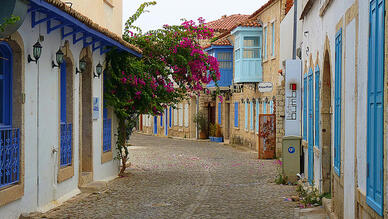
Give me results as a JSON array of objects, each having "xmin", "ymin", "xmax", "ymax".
[
  {"xmin": 292, "ymin": 0, "xmax": 298, "ymax": 59},
  {"xmin": 36, "ymin": 26, "xmax": 41, "ymax": 208}
]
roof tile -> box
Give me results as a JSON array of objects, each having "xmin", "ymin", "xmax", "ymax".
[{"xmin": 206, "ymin": 14, "xmax": 249, "ymax": 32}]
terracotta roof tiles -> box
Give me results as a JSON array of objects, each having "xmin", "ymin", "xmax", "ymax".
[{"xmin": 206, "ymin": 14, "xmax": 250, "ymax": 32}]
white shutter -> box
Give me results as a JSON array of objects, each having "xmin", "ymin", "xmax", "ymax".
[
  {"xmin": 179, "ymin": 104, "xmax": 183, "ymax": 126},
  {"xmin": 184, "ymin": 104, "xmax": 189, "ymax": 127},
  {"xmin": 174, "ymin": 107, "xmax": 178, "ymax": 126}
]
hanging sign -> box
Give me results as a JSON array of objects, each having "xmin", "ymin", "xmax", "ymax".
[{"xmin": 258, "ymin": 82, "xmax": 273, "ymax": 92}]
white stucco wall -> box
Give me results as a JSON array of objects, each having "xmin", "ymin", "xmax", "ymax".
[
  {"xmin": 343, "ymin": 19, "xmax": 356, "ymax": 219},
  {"xmin": 0, "ymin": 10, "xmax": 119, "ymax": 218}
]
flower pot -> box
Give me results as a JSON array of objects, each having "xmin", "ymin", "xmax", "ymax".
[{"xmin": 199, "ymin": 131, "xmax": 207, "ymax": 139}]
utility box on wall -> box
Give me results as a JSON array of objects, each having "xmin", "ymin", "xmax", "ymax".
[
  {"xmin": 282, "ymin": 135, "xmax": 301, "ymax": 183},
  {"xmin": 284, "ymin": 59, "xmax": 302, "ymax": 136}
]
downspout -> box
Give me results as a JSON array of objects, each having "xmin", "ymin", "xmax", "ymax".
[
  {"xmin": 292, "ymin": 0, "xmax": 298, "ymax": 59},
  {"xmin": 36, "ymin": 25, "xmax": 41, "ymax": 208}
]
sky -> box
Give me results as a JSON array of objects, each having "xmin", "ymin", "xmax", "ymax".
[{"xmin": 122, "ymin": 0, "xmax": 268, "ymax": 33}]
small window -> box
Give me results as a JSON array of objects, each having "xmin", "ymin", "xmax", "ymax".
[
  {"xmin": 217, "ymin": 52, "xmax": 232, "ymax": 69},
  {"xmin": 243, "ymin": 36, "xmax": 260, "ymax": 59}
]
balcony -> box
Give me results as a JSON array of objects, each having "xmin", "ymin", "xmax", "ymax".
[{"xmin": 0, "ymin": 127, "xmax": 20, "ymax": 189}]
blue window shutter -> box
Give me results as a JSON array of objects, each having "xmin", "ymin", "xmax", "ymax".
[
  {"xmin": 245, "ymin": 102, "xmax": 248, "ymax": 130},
  {"xmin": 250, "ymin": 102, "xmax": 253, "ymax": 130},
  {"xmin": 303, "ymin": 75, "xmax": 307, "ymax": 140},
  {"xmin": 264, "ymin": 27, "xmax": 267, "ymax": 58},
  {"xmin": 366, "ymin": 0, "xmax": 384, "ymax": 215},
  {"xmin": 334, "ymin": 29, "xmax": 342, "ymax": 176},
  {"xmin": 308, "ymin": 68, "xmax": 314, "ymax": 184},
  {"xmin": 263, "ymin": 101, "xmax": 267, "ymax": 114},
  {"xmin": 160, "ymin": 115, "xmax": 163, "ymax": 127},
  {"xmin": 0, "ymin": 42, "xmax": 12, "ymax": 127},
  {"xmin": 234, "ymin": 102, "xmax": 239, "ymax": 127},
  {"xmin": 256, "ymin": 101, "xmax": 259, "ymax": 132},
  {"xmin": 315, "ymin": 66, "xmax": 320, "ymax": 147},
  {"xmin": 60, "ymin": 61, "xmax": 67, "ymax": 123},
  {"xmin": 269, "ymin": 100, "xmax": 274, "ymax": 114},
  {"xmin": 103, "ymin": 107, "xmax": 108, "ymax": 119},
  {"xmin": 218, "ymin": 102, "xmax": 221, "ymax": 124},
  {"xmin": 169, "ymin": 107, "xmax": 172, "ymax": 127}
]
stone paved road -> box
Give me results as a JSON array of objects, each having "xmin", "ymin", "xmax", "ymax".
[{"xmin": 42, "ymin": 134, "xmax": 297, "ymax": 219}]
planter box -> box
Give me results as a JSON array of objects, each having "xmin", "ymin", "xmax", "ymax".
[{"xmin": 210, "ymin": 136, "xmax": 223, "ymax": 142}]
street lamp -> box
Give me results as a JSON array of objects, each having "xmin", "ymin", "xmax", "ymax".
[
  {"xmin": 94, "ymin": 62, "xmax": 103, "ymax": 78},
  {"xmin": 27, "ymin": 41, "xmax": 42, "ymax": 63},
  {"xmin": 52, "ymin": 48, "xmax": 64, "ymax": 68},
  {"xmin": 76, "ymin": 57, "xmax": 87, "ymax": 74}
]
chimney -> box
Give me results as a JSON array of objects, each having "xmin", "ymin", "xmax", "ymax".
[{"xmin": 222, "ymin": 15, "xmax": 227, "ymax": 18}]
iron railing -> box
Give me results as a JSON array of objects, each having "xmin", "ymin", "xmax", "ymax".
[
  {"xmin": 0, "ymin": 128, "xmax": 20, "ymax": 189},
  {"xmin": 60, "ymin": 123, "xmax": 72, "ymax": 167}
]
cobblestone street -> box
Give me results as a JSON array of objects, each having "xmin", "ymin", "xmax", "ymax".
[{"xmin": 41, "ymin": 134, "xmax": 297, "ymax": 219}]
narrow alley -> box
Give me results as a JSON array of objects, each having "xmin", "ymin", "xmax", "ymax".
[{"xmin": 37, "ymin": 134, "xmax": 297, "ymax": 219}]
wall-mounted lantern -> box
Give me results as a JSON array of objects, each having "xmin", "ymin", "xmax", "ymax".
[
  {"xmin": 241, "ymin": 98, "xmax": 245, "ymax": 103},
  {"xmin": 27, "ymin": 41, "xmax": 42, "ymax": 63},
  {"xmin": 252, "ymin": 98, "xmax": 256, "ymax": 104},
  {"xmin": 76, "ymin": 57, "xmax": 87, "ymax": 74},
  {"xmin": 93, "ymin": 62, "xmax": 103, "ymax": 78},
  {"xmin": 52, "ymin": 48, "xmax": 64, "ymax": 68}
]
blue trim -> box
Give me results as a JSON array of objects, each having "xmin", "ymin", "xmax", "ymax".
[
  {"xmin": 303, "ymin": 74, "xmax": 307, "ymax": 140},
  {"xmin": 169, "ymin": 107, "xmax": 172, "ymax": 128},
  {"xmin": 256, "ymin": 101, "xmax": 259, "ymax": 132},
  {"xmin": 234, "ymin": 102, "xmax": 239, "ymax": 127},
  {"xmin": 263, "ymin": 101, "xmax": 267, "ymax": 114},
  {"xmin": 334, "ymin": 28, "xmax": 342, "ymax": 176},
  {"xmin": 218, "ymin": 102, "xmax": 221, "ymax": 125},
  {"xmin": 204, "ymin": 45, "xmax": 233, "ymax": 51},
  {"xmin": 0, "ymin": 42, "xmax": 13, "ymax": 127},
  {"xmin": 245, "ymin": 101, "xmax": 248, "ymax": 130},
  {"xmin": 250, "ymin": 101, "xmax": 253, "ymax": 130},
  {"xmin": 153, "ymin": 116, "xmax": 158, "ymax": 134},
  {"xmin": 366, "ymin": 0, "xmax": 384, "ymax": 215},
  {"xmin": 271, "ymin": 22, "xmax": 275, "ymax": 57},
  {"xmin": 315, "ymin": 65, "xmax": 320, "ymax": 148},
  {"xmin": 29, "ymin": 0, "xmax": 141, "ymax": 57},
  {"xmin": 60, "ymin": 61, "xmax": 67, "ymax": 123},
  {"xmin": 0, "ymin": 128, "xmax": 20, "ymax": 188},
  {"xmin": 308, "ymin": 68, "xmax": 314, "ymax": 185}
]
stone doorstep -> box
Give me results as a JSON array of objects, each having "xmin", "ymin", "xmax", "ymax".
[
  {"xmin": 79, "ymin": 181, "xmax": 108, "ymax": 194},
  {"xmin": 295, "ymin": 206, "xmax": 329, "ymax": 219},
  {"xmin": 322, "ymin": 197, "xmax": 338, "ymax": 219}
]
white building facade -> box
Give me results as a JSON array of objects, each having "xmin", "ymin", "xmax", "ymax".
[{"xmin": 0, "ymin": 0, "xmax": 141, "ymax": 218}]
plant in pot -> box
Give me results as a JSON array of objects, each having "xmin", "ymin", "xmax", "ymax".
[
  {"xmin": 193, "ymin": 112, "xmax": 208, "ymax": 139},
  {"xmin": 209, "ymin": 123, "xmax": 216, "ymax": 141},
  {"xmin": 213, "ymin": 124, "xmax": 224, "ymax": 142}
]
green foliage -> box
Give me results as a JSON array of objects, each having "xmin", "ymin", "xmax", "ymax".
[
  {"xmin": 0, "ymin": 15, "xmax": 20, "ymax": 32},
  {"xmin": 274, "ymin": 159, "xmax": 288, "ymax": 185},
  {"xmin": 193, "ymin": 111, "xmax": 208, "ymax": 133},
  {"xmin": 296, "ymin": 183, "xmax": 329, "ymax": 207},
  {"xmin": 209, "ymin": 123, "xmax": 216, "ymax": 137},
  {"xmin": 124, "ymin": 1, "xmax": 157, "ymax": 35}
]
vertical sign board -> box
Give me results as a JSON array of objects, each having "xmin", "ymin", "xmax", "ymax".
[
  {"xmin": 284, "ymin": 60, "xmax": 302, "ymax": 136},
  {"xmin": 92, "ymin": 97, "xmax": 99, "ymax": 120}
]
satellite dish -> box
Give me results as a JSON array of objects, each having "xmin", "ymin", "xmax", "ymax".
[{"xmin": 0, "ymin": 0, "xmax": 29, "ymax": 38}]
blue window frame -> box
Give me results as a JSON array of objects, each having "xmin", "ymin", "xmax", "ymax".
[
  {"xmin": 269, "ymin": 100, "xmax": 274, "ymax": 114},
  {"xmin": 256, "ymin": 100, "xmax": 259, "ymax": 132},
  {"xmin": 250, "ymin": 101, "xmax": 253, "ymax": 130},
  {"xmin": 218, "ymin": 102, "xmax": 221, "ymax": 125},
  {"xmin": 308, "ymin": 68, "xmax": 314, "ymax": 184},
  {"xmin": 334, "ymin": 28, "xmax": 342, "ymax": 176},
  {"xmin": 169, "ymin": 107, "xmax": 172, "ymax": 128},
  {"xmin": 0, "ymin": 42, "xmax": 20, "ymax": 189},
  {"xmin": 234, "ymin": 102, "xmax": 239, "ymax": 127},
  {"xmin": 206, "ymin": 48, "xmax": 233, "ymax": 87},
  {"xmin": 263, "ymin": 101, "xmax": 267, "ymax": 114},
  {"xmin": 160, "ymin": 115, "xmax": 163, "ymax": 127},
  {"xmin": 315, "ymin": 65, "xmax": 320, "ymax": 148},
  {"xmin": 59, "ymin": 62, "xmax": 72, "ymax": 166},
  {"xmin": 271, "ymin": 22, "xmax": 275, "ymax": 57},
  {"xmin": 367, "ymin": 0, "xmax": 384, "ymax": 215},
  {"xmin": 303, "ymin": 74, "xmax": 307, "ymax": 140},
  {"xmin": 153, "ymin": 116, "xmax": 158, "ymax": 134},
  {"xmin": 245, "ymin": 101, "xmax": 248, "ymax": 130}
]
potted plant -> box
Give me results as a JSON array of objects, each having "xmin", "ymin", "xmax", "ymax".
[
  {"xmin": 209, "ymin": 123, "xmax": 223, "ymax": 142},
  {"xmin": 193, "ymin": 111, "xmax": 208, "ymax": 139}
]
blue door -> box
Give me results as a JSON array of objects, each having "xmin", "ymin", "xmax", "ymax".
[
  {"xmin": 367, "ymin": 0, "xmax": 384, "ymax": 215},
  {"xmin": 165, "ymin": 109, "xmax": 168, "ymax": 136},
  {"xmin": 315, "ymin": 66, "xmax": 320, "ymax": 148},
  {"xmin": 308, "ymin": 68, "xmax": 314, "ymax": 184},
  {"xmin": 153, "ymin": 116, "xmax": 158, "ymax": 134},
  {"xmin": 303, "ymin": 74, "xmax": 307, "ymax": 140},
  {"xmin": 334, "ymin": 29, "xmax": 342, "ymax": 176}
]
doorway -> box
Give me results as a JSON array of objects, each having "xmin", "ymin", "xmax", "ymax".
[{"xmin": 321, "ymin": 51, "xmax": 332, "ymax": 193}]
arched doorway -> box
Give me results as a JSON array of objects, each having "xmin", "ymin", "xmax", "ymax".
[
  {"xmin": 79, "ymin": 49, "xmax": 93, "ymax": 185},
  {"xmin": 321, "ymin": 50, "xmax": 332, "ymax": 193}
]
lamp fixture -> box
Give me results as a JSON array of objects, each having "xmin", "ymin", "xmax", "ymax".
[
  {"xmin": 52, "ymin": 48, "xmax": 64, "ymax": 68},
  {"xmin": 93, "ymin": 62, "xmax": 103, "ymax": 78},
  {"xmin": 241, "ymin": 98, "xmax": 245, "ymax": 103},
  {"xmin": 28, "ymin": 41, "xmax": 42, "ymax": 63},
  {"xmin": 76, "ymin": 57, "xmax": 87, "ymax": 74}
]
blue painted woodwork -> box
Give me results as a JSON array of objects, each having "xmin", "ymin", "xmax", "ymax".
[
  {"xmin": 160, "ymin": 114, "xmax": 163, "ymax": 127},
  {"xmin": 210, "ymin": 136, "xmax": 223, "ymax": 142},
  {"xmin": 245, "ymin": 101, "xmax": 248, "ymax": 130},
  {"xmin": 28, "ymin": 0, "xmax": 141, "ymax": 57},
  {"xmin": 153, "ymin": 116, "xmax": 158, "ymax": 134},
  {"xmin": 315, "ymin": 65, "xmax": 320, "ymax": 148},
  {"xmin": 303, "ymin": 74, "xmax": 307, "ymax": 140},
  {"xmin": 169, "ymin": 107, "xmax": 172, "ymax": 128},
  {"xmin": 367, "ymin": 0, "xmax": 384, "ymax": 215},
  {"xmin": 205, "ymin": 46, "xmax": 233, "ymax": 87},
  {"xmin": 231, "ymin": 26, "xmax": 262, "ymax": 83},
  {"xmin": 256, "ymin": 101, "xmax": 259, "ymax": 132},
  {"xmin": 60, "ymin": 123, "xmax": 72, "ymax": 166},
  {"xmin": 103, "ymin": 119, "xmax": 112, "ymax": 152},
  {"xmin": 0, "ymin": 42, "xmax": 12, "ymax": 127},
  {"xmin": 234, "ymin": 102, "xmax": 238, "ymax": 127},
  {"xmin": 218, "ymin": 102, "xmax": 221, "ymax": 124},
  {"xmin": 250, "ymin": 101, "xmax": 253, "ymax": 130},
  {"xmin": 269, "ymin": 100, "xmax": 274, "ymax": 114},
  {"xmin": 60, "ymin": 61, "xmax": 67, "ymax": 123},
  {"xmin": 263, "ymin": 101, "xmax": 267, "ymax": 114},
  {"xmin": 308, "ymin": 68, "xmax": 314, "ymax": 184},
  {"xmin": 165, "ymin": 109, "xmax": 168, "ymax": 136},
  {"xmin": 334, "ymin": 29, "xmax": 342, "ymax": 176},
  {"xmin": 0, "ymin": 128, "xmax": 20, "ymax": 189}
]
